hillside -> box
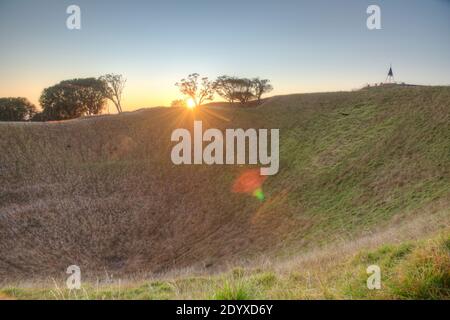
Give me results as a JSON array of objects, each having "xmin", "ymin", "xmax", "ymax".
[{"xmin": 0, "ymin": 86, "xmax": 449, "ymax": 287}]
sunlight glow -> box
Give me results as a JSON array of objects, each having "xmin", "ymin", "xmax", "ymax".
[{"xmin": 186, "ymin": 98, "xmax": 196, "ymax": 109}]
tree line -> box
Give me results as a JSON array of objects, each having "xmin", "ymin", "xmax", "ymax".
[
  {"xmin": 173, "ymin": 73, "xmax": 273, "ymax": 107},
  {"xmin": 0, "ymin": 73, "xmax": 272, "ymax": 122},
  {"xmin": 0, "ymin": 74, "xmax": 125, "ymax": 121}
]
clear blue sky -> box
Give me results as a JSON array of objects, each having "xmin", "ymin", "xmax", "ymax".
[{"xmin": 1, "ymin": 0, "xmax": 449, "ymax": 110}]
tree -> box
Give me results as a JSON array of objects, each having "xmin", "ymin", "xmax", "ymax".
[
  {"xmin": 232, "ymin": 78, "xmax": 255, "ymax": 105},
  {"xmin": 39, "ymin": 78, "xmax": 106, "ymax": 121},
  {"xmin": 214, "ymin": 76, "xmax": 254, "ymax": 105},
  {"xmin": 100, "ymin": 74, "xmax": 126, "ymax": 113},
  {"xmin": 175, "ymin": 73, "xmax": 214, "ymax": 107},
  {"xmin": 171, "ymin": 99, "xmax": 187, "ymax": 108},
  {"xmin": 214, "ymin": 76, "xmax": 274, "ymax": 106},
  {"xmin": 213, "ymin": 75, "xmax": 237, "ymax": 103},
  {"xmin": 60, "ymin": 78, "xmax": 106, "ymax": 115},
  {"xmin": 0, "ymin": 97, "xmax": 37, "ymax": 121},
  {"xmin": 252, "ymin": 78, "xmax": 273, "ymax": 103}
]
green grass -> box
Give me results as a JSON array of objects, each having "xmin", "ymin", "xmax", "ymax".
[
  {"xmin": 344, "ymin": 233, "xmax": 450, "ymax": 299},
  {"xmin": 2, "ymin": 231, "xmax": 448, "ymax": 300},
  {"xmin": 213, "ymin": 280, "xmax": 253, "ymax": 300}
]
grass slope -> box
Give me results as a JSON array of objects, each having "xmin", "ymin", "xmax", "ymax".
[{"xmin": 0, "ymin": 86, "xmax": 449, "ymax": 298}]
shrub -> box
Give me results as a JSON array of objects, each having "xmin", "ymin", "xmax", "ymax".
[{"xmin": 213, "ymin": 279, "xmax": 252, "ymax": 300}]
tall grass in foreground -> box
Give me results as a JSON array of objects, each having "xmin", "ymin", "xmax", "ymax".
[{"xmin": 2, "ymin": 231, "xmax": 448, "ymax": 300}]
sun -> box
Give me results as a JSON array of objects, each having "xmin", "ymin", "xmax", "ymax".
[{"xmin": 186, "ymin": 98, "xmax": 196, "ymax": 109}]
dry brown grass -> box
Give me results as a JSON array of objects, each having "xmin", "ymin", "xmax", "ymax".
[{"xmin": 0, "ymin": 86, "xmax": 449, "ymax": 285}]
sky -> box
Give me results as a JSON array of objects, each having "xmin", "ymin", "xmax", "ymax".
[{"xmin": 0, "ymin": 0, "xmax": 449, "ymax": 111}]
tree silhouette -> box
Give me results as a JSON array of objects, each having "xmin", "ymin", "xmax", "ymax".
[
  {"xmin": 252, "ymin": 78, "xmax": 273, "ymax": 103},
  {"xmin": 214, "ymin": 76, "xmax": 273, "ymax": 106},
  {"xmin": 100, "ymin": 74, "xmax": 126, "ymax": 113},
  {"xmin": 39, "ymin": 78, "xmax": 106, "ymax": 120},
  {"xmin": 175, "ymin": 73, "xmax": 214, "ymax": 107},
  {"xmin": 213, "ymin": 75, "xmax": 237, "ymax": 103}
]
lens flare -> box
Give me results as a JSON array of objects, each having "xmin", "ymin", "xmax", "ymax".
[
  {"xmin": 252, "ymin": 188, "xmax": 265, "ymax": 201},
  {"xmin": 232, "ymin": 169, "xmax": 267, "ymax": 201}
]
